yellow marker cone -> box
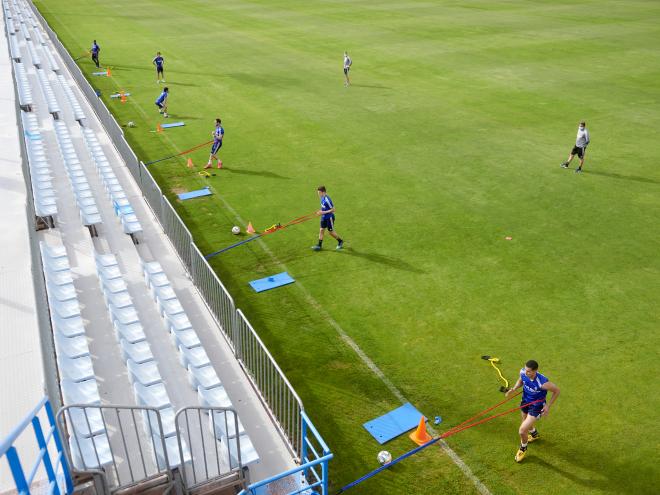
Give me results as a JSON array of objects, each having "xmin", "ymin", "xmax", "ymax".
[{"xmin": 409, "ymin": 417, "xmax": 433, "ymax": 446}]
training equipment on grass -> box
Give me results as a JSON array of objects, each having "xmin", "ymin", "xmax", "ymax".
[
  {"xmin": 335, "ymin": 392, "xmax": 544, "ymax": 494},
  {"xmin": 177, "ymin": 186, "xmax": 213, "ymax": 201},
  {"xmin": 92, "ymin": 71, "xmax": 107, "ymax": 76},
  {"xmin": 144, "ymin": 140, "xmax": 213, "ymax": 166},
  {"xmin": 205, "ymin": 213, "xmax": 318, "ymax": 259},
  {"xmin": 160, "ymin": 122, "xmax": 185, "ymax": 129},
  {"xmin": 246, "ymin": 222, "xmax": 256, "ymax": 234},
  {"xmin": 377, "ymin": 451, "xmax": 392, "ymax": 465},
  {"xmin": 481, "ymin": 355, "xmax": 510, "ymax": 392},
  {"xmin": 363, "ymin": 402, "xmax": 425, "ymax": 444},
  {"xmin": 110, "ymin": 92, "xmax": 131, "ymax": 98},
  {"xmin": 231, "ymin": 226, "xmax": 240, "ymax": 235},
  {"xmin": 409, "ymin": 416, "xmax": 433, "ymax": 446},
  {"xmin": 187, "ymin": 158, "xmax": 194, "ymax": 168},
  {"xmin": 249, "ymin": 272, "xmax": 295, "ymax": 293},
  {"xmin": 434, "ymin": 416, "xmax": 442, "ymax": 425},
  {"xmin": 127, "ymin": 121, "xmax": 136, "ymax": 128}
]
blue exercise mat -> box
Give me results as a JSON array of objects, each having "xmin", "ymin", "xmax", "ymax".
[
  {"xmin": 177, "ymin": 186, "xmax": 212, "ymax": 201},
  {"xmin": 92, "ymin": 71, "xmax": 107, "ymax": 76},
  {"xmin": 110, "ymin": 92, "xmax": 131, "ymax": 98},
  {"xmin": 161, "ymin": 122, "xmax": 185, "ymax": 128},
  {"xmin": 249, "ymin": 272, "xmax": 295, "ymax": 293},
  {"xmin": 363, "ymin": 403, "xmax": 424, "ymax": 444}
]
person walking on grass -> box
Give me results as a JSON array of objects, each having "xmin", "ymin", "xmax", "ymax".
[
  {"xmin": 505, "ymin": 360, "xmax": 560, "ymax": 463},
  {"xmin": 312, "ymin": 186, "xmax": 344, "ymax": 251},
  {"xmin": 205, "ymin": 118, "xmax": 224, "ymax": 169},
  {"xmin": 155, "ymin": 87, "xmax": 169, "ymax": 118},
  {"xmin": 561, "ymin": 121, "xmax": 590, "ymax": 173},
  {"xmin": 91, "ymin": 40, "xmax": 101, "ymax": 68},
  {"xmin": 153, "ymin": 51, "xmax": 165, "ymax": 83},
  {"xmin": 343, "ymin": 51, "xmax": 352, "ymax": 87}
]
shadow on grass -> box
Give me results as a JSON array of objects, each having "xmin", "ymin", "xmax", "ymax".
[
  {"xmin": 169, "ymin": 115, "xmax": 203, "ymax": 120},
  {"xmin": 339, "ymin": 247, "xmax": 422, "ymax": 273},
  {"xmin": 350, "ymin": 83, "xmax": 391, "ymax": 90},
  {"xmin": 224, "ymin": 167, "xmax": 290, "ymax": 180},
  {"xmin": 584, "ymin": 169, "xmax": 660, "ymax": 185}
]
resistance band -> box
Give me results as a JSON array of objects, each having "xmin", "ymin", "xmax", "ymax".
[
  {"xmin": 144, "ymin": 140, "xmax": 213, "ymax": 166},
  {"xmin": 205, "ymin": 213, "xmax": 318, "ymax": 259},
  {"xmin": 481, "ymin": 355, "xmax": 510, "ymax": 392},
  {"xmin": 335, "ymin": 394, "xmax": 544, "ymax": 494}
]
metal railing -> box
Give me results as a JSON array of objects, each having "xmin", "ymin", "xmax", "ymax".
[
  {"xmin": 57, "ymin": 405, "xmax": 173, "ymax": 494},
  {"xmin": 1, "ymin": 397, "xmax": 73, "ymax": 495}
]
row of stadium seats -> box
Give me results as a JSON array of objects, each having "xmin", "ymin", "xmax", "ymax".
[
  {"xmin": 142, "ymin": 260, "xmax": 259, "ymax": 466},
  {"xmin": 36, "ymin": 68, "xmax": 59, "ymax": 116},
  {"xmin": 58, "ymin": 74, "xmax": 84, "ymax": 121},
  {"xmin": 81, "ymin": 128, "xmax": 142, "ymax": 237},
  {"xmin": 12, "ymin": 61, "xmax": 32, "ymax": 107},
  {"xmin": 21, "ymin": 112, "xmax": 57, "ymax": 223},
  {"xmin": 52, "ymin": 120, "xmax": 102, "ymax": 232}
]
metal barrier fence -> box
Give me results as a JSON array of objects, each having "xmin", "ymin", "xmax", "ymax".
[{"xmin": 1, "ymin": 397, "xmax": 73, "ymax": 495}]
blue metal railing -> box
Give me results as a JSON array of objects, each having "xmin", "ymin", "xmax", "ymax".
[
  {"xmin": 1, "ymin": 396, "xmax": 73, "ymax": 495},
  {"xmin": 239, "ymin": 411, "xmax": 332, "ymax": 495}
]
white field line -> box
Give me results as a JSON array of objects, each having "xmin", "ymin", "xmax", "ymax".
[{"xmin": 41, "ymin": 6, "xmax": 490, "ymax": 491}]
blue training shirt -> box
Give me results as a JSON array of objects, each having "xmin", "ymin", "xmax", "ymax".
[
  {"xmin": 91, "ymin": 43, "xmax": 100, "ymax": 55},
  {"xmin": 153, "ymin": 56, "xmax": 164, "ymax": 68},
  {"xmin": 213, "ymin": 126, "xmax": 224, "ymax": 143},
  {"xmin": 520, "ymin": 368, "xmax": 549, "ymax": 404},
  {"xmin": 156, "ymin": 91, "xmax": 168, "ymax": 104},
  {"xmin": 320, "ymin": 195, "xmax": 334, "ymax": 220}
]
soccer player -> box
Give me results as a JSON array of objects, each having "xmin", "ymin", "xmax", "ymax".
[
  {"xmin": 155, "ymin": 87, "xmax": 169, "ymax": 118},
  {"xmin": 343, "ymin": 52, "xmax": 352, "ymax": 87},
  {"xmin": 312, "ymin": 186, "xmax": 344, "ymax": 251},
  {"xmin": 91, "ymin": 40, "xmax": 101, "ymax": 68},
  {"xmin": 561, "ymin": 121, "xmax": 590, "ymax": 173},
  {"xmin": 505, "ymin": 360, "xmax": 560, "ymax": 463},
  {"xmin": 153, "ymin": 51, "xmax": 165, "ymax": 83},
  {"xmin": 205, "ymin": 118, "xmax": 224, "ymax": 169}
]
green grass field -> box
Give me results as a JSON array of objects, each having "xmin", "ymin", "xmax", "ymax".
[{"xmin": 34, "ymin": 0, "xmax": 660, "ymax": 493}]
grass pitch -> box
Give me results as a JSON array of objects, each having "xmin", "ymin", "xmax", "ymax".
[{"xmin": 35, "ymin": 0, "xmax": 660, "ymax": 493}]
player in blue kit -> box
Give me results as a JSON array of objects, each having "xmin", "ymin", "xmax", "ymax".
[
  {"xmin": 505, "ymin": 360, "xmax": 560, "ymax": 462},
  {"xmin": 312, "ymin": 186, "xmax": 344, "ymax": 251},
  {"xmin": 205, "ymin": 118, "xmax": 224, "ymax": 169},
  {"xmin": 155, "ymin": 87, "xmax": 169, "ymax": 118},
  {"xmin": 91, "ymin": 40, "xmax": 100, "ymax": 68},
  {"xmin": 153, "ymin": 52, "xmax": 165, "ymax": 83}
]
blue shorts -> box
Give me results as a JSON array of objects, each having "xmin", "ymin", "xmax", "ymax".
[
  {"xmin": 211, "ymin": 142, "xmax": 222, "ymax": 154},
  {"xmin": 320, "ymin": 217, "xmax": 335, "ymax": 231},
  {"xmin": 155, "ymin": 102, "xmax": 164, "ymax": 109},
  {"xmin": 521, "ymin": 401, "xmax": 545, "ymax": 418},
  {"xmin": 156, "ymin": 66, "xmax": 164, "ymax": 73}
]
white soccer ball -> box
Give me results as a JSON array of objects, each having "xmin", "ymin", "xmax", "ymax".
[
  {"xmin": 377, "ymin": 450, "xmax": 392, "ymax": 465},
  {"xmin": 127, "ymin": 121, "xmax": 136, "ymax": 128},
  {"xmin": 231, "ymin": 226, "xmax": 240, "ymax": 235}
]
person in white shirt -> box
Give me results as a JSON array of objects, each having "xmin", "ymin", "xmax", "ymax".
[
  {"xmin": 561, "ymin": 121, "xmax": 590, "ymax": 173},
  {"xmin": 343, "ymin": 52, "xmax": 352, "ymax": 87}
]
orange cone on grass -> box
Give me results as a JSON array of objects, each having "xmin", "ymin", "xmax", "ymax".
[
  {"xmin": 409, "ymin": 416, "xmax": 433, "ymax": 446},
  {"xmin": 120, "ymin": 93, "xmax": 127, "ymax": 104},
  {"xmin": 106, "ymin": 67, "xmax": 112, "ymax": 77},
  {"xmin": 246, "ymin": 222, "xmax": 256, "ymax": 234},
  {"xmin": 156, "ymin": 123, "xmax": 163, "ymax": 133},
  {"xmin": 187, "ymin": 158, "xmax": 194, "ymax": 168}
]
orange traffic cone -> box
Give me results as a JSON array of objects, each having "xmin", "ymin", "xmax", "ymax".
[
  {"xmin": 120, "ymin": 93, "xmax": 127, "ymax": 104},
  {"xmin": 156, "ymin": 123, "xmax": 163, "ymax": 133},
  {"xmin": 106, "ymin": 67, "xmax": 112, "ymax": 77},
  {"xmin": 409, "ymin": 417, "xmax": 433, "ymax": 446},
  {"xmin": 187, "ymin": 158, "xmax": 194, "ymax": 168},
  {"xmin": 246, "ymin": 222, "xmax": 256, "ymax": 234}
]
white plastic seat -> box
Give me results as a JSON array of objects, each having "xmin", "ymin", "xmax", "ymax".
[
  {"xmin": 109, "ymin": 304, "xmax": 139, "ymax": 326},
  {"xmin": 153, "ymin": 435, "xmax": 190, "ymax": 470},
  {"xmin": 52, "ymin": 314, "xmax": 85, "ymax": 338},
  {"xmin": 197, "ymin": 386, "xmax": 231, "ymax": 409},
  {"xmin": 113, "ymin": 321, "xmax": 146, "ymax": 344},
  {"xmin": 134, "ymin": 382, "xmax": 171, "ymax": 410},
  {"xmin": 228, "ymin": 433, "xmax": 259, "ymax": 467},
  {"xmin": 58, "ymin": 355, "xmax": 94, "ymax": 382},
  {"xmin": 69, "ymin": 434, "xmax": 112, "ymax": 470},
  {"xmin": 95, "ymin": 253, "xmax": 118, "ymax": 268},
  {"xmin": 187, "ymin": 364, "xmax": 220, "ymax": 390},
  {"xmin": 127, "ymin": 359, "xmax": 162, "ymax": 386},
  {"xmin": 120, "ymin": 339, "xmax": 154, "ymax": 364},
  {"xmin": 178, "ymin": 345, "xmax": 210, "ymax": 369},
  {"xmin": 54, "ymin": 332, "xmax": 90, "ymax": 359},
  {"xmin": 44, "ymin": 267, "xmax": 73, "ymax": 286},
  {"xmin": 152, "ymin": 284, "xmax": 177, "ymax": 303},
  {"xmin": 41, "ymin": 243, "xmax": 68, "ymax": 260},
  {"xmin": 66, "ymin": 407, "xmax": 105, "ymax": 438},
  {"xmin": 159, "ymin": 298, "xmax": 185, "ymax": 318},
  {"xmin": 165, "ymin": 313, "xmax": 192, "ymax": 332},
  {"xmin": 141, "ymin": 261, "xmax": 164, "ymax": 278},
  {"xmin": 47, "ymin": 281, "xmax": 76, "ymax": 301},
  {"xmin": 142, "ymin": 407, "xmax": 176, "ymax": 438},
  {"xmin": 61, "ymin": 378, "xmax": 101, "ymax": 405},
  {"xmin": 147, "ymin": 272, "xmax": 170, "ymax": 289},
  {"xmin": 171, "ymin": 328, "xmax": 201, "ymax": 349},
  {"xmin": 104, "ymin": 290, "xmax": 132, "ymax": 309},
  {"xmin": 51, "ymin": 298, "xmax": 81, "ymax": 319},
  {"xmin": 101, "ymin": 277, "xmax": 128, "ymax": 294},
  {"xmin": 209, "ymin": 411, "xmax": 246, "ymax": 440},
  {"xmin": 98, "ymin": 264, "xmax": 122, "ymax": 280}
]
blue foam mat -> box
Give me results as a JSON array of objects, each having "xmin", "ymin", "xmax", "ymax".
[
  {"xmin": 363, "ymin": 403, "xmax": 424, "ymax": 444},
  {"xmin": 177, "ymin": 186, "xmax": 212, "ymax": 201},
  {"xmin": 92, "ymin": 71, "xmax": 107, "ymax": 76},
  {"xmin": 110, "ymin": 92, "xmax": 131, "ymax": 98},
  {"xmin": 249, "ymin": 272, "xmax": 295, "ymax": 293},
  {"xmin": 161, "ymin": 122, "xmax": 185, "ymax": 128}
]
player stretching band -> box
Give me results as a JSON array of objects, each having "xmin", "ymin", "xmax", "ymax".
[
  {"xmin": 312, "ymin": 186, "xmax": 344, "ymax": 251},
  {"xmin": 506, "ymin": 360, "xmax": 560, "ymax": 462},
  {"xmin": 205, "ymin": 118, "xmax": 224, "ymax": 169},
  {"xmin": 155, "ymin": 87, "xmax": 169, "ymax": 118}
]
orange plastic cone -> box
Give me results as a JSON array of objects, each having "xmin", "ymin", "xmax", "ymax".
[
  {"xmin": 187, "ymin": 158, "xmax": 194, "ymax": 168},
  {"xmin": 156, "ymin": 123, "xmax": 163, "ymax": 133},
  {"xmin": 246, "ymin": 222, "xmax": 256, "ymax": 234},
  {"xmin": 217, "ymin": 160, "xmax": 223, "ymax": 169},
  {"xmin": 409, "ymin": 417, "xmax": 433, "ymax": 446},
  {"xmin": 106, "ymin": 67, "xmax": 112, "ymax": 77},
  {"xmin": 120, "ymin": 93, "xmax": 127, "ymax": 104}
]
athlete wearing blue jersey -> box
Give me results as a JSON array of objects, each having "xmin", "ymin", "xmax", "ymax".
[
  {"xmin": 91, "ymin": 40, "xmax": 100, "ymax": 68},
  {"xmin": 505, "ymin": 360, "xmax": 560, "ymax": 463},
  {"xmin": 155, "ymin": 87, "xmax": 169, "ymax": 118},
  {"xmin": 153, "ymin": 52, "xmax": 165, "ymax": 83},
  {"xmin": 205, "ymin": 118, "xmax": 224, "ymax": 169},
  {"xmin": 312, "ymin": 186, "xmax": 343, "ymax": 251}
]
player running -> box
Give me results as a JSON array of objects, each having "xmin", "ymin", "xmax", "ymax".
[
  {"xmin": 153, "ymin": 52, "xmax": 165, "ymax": 83},
  {"xmin": 91, "ymin": 40, "xmax": 101, "ymax": 68},
  {"xmin": 312, "ymin": 186, "xmax": 344, "ymax": 251},
  {"xmin": 505, "ymin": 360, "xmax": 560, "ymax": 463},
  {"xmin": 155, "ymin": 87, "xmax": 169, "ymax": 118},
  {"xmin": 205, "ymin": 118, "xmax": 224, "ymax": 169},
  {"xmin": 561, "ymin": 121, "xmax": 590, "ymax": 173},
  {"xmin": 343, "ymin": 52, "xmax": 352, "ymax": 87}
]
